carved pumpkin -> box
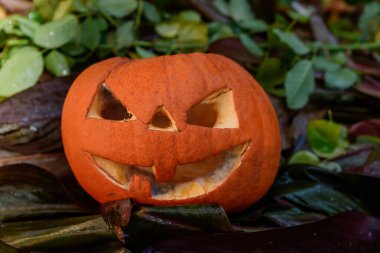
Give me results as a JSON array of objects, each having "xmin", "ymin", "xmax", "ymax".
[{"xmin": 61, "ymin": 53, "xmax": 281, "ymax": 212}]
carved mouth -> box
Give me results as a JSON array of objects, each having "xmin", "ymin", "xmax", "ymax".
[{"xmin": 92, "ymin": 142, "xmax": 249, "ymax": 200}]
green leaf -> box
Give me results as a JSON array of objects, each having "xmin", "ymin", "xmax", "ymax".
[
  {"xmin": 81, "ymin": 17, "xmax": 100, "ymax": 50},
  {"xmin": 44, "ymin": 50, "xmax": 70, "ymax": 77},
  {"xmin": 143, "ymin": 1, "xmax": 161, "ymax": 23},
  {"xmin": 307, "ymin": 119, "xmax": 349, "ymax": 158},
  {"xmin": 229, "ymin": 0, "xmax": 255, "ymax": 23},
  {"xmin": 33, "ymin": 15, "xmax": 79, "ymax": 49},
  {"xmin": 318, "ymin": 161, "xmax": 342, "ymax": 173},
  {"xmin": 14, "ymin": 16, "xmax": 40, "ymax": 39},
  {"xmin": 177, "ymin": 10, "xmax": 202, "ymax": 23},
  {"xmin": 289, "ymin": 151, "xmax": 320, "ymax": 165},
  {"xmin": 61, "ymin": 41, "xmax": 86, "ymax": 56},
  {"xmin": 313, "ymin": 56, "xmax": 341, "ymax": 72},
  {"xmin": 72, "ymin": 0, "xmax": 88, "ymax": 13},
  {"xmin": 239, "ymin": 19, "xmax": 268, "ymax": 33},
  {"xmin": 288, "ymin": 11, "xmax": 310, "ymax": 23},
  {"xmin": 52, "ymin": 0, "xmax": 73, "ymax": 20},
  {"xmin": 239, "ymin": 33, "xmax": 263, "ymax": 57},
  {"xmin": 208, "ymin": 22, "xmax": 234, "ymax": 42},
  {"xmin": 1, "ymin": 17, "xmax": 23, "ymax": 36},
  {"xmin": 178, "ymin": 23, "xmax": 208, "ymax": 45},
  {"xmin": 155, "ymin": 22, "xmax": 180, "ymax": 38},
  {"xmin": 324, "ymin": 68, "xmax": 359, "ymax": 89},
  {"xmin": 97, "ymin": 0, "xmax": 138, "ymax": 18},
  {"xmin": 95, "ymin": 17, "xmax": 108, "ymax": 31},
  {"xmin": 358, "ymin": 2, "xmax": 380, "ymax": 41},
  {"xmin": 331, "ymin": 52, "xmax": 347, "ymax": 65},
  {"xmin": 135, "ymin": 46, "xmax": 157, "ymax": 58},
  {"xmin": 212, "ymin": 0, "xmax": 229, "ymax": 16},
  {"xmin": 256, "ymin": 57, "xmax": 285, "ymax": 88},
  {"xmin": 273, "ymin": 28, "xmax": 310, "ymax": 55},
  {"xmin": 0, "ymin": 47, "xmax": 43, "ymax": 97},
  {"xmin": 356, "ymin": 135, "xmax": 380, "ymax": 145},
  {"xmin": 284, "ymin": 60, "xmax": 315, "ymax": 109},
  {"xmin": 115, "ymin": 21, "xmax": 134, "ymax": 50}
]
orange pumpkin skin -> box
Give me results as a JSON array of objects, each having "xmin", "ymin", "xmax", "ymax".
[{"xmin": 61, "ymin": 53, "xmax": 281, "ymax": 212}]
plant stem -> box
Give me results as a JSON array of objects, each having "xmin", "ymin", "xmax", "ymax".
[{"xmin": 312, "ymin": 42, "xmax": 380, "ymax": 51}]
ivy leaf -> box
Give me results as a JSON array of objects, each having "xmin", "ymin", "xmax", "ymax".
[
  {"xmin": 0, "ymin": 47, "xmax": 43, "ymax": 97},
  {"xmin": 44, "ymin": 50, "xmax": 70, "ymax": 77},
  {"xmin": 325, "ymin": 68, "xmax": 359, "ymax": 89},
  {"xmin": 273, "ymin": 29, "xmax": 310, "ymax": 55},
  {"xmin": 239, "ymin": 33, "xmax": 263, "ymax": 57},
  {"xmin": 115, "ymin": 21, "xmax": 134, "ymax": 50},
  {"xmin": 229, "ymin": 0, "xmax": 255, "ymax": 23},
  {"xmin": 307, "ymin": 119, "xmax": 349, "ymax": 158},
  {"xmin": 97, "ymin": 0, "xmax": 138, "ymax": 18},
  {"xmin": 81, "ymin": 17, "xmax": 100, "ymax": 50},
  {"xmin": 285, "ymin": 60, "xmax": 315, "ymax": 109},
  {"xmin": 33, "ymin": 15, "xmax": 79, "ymax": 49}
]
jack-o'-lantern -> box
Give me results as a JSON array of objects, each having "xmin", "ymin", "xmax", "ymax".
[{"xmin": 61, "ymin": 53, "xmax": 281, "ymax": 212}]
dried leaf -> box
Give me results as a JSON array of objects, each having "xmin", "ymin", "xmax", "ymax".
[
  {"xmin": 1, "ymin": 216, "xmax": 117, "ymax": 252},
  {"xmin": 0, "ymin": 164, "xmax": 86, "ymax": 222},
  {"xmin": 0, "ymin": 75, "xmax": 75, "ymax": 154},
  {"xmin": 144, "ymin": 212, "xmax": 380, "ymax": 253},
  {"xmin": 123, "ymin": 205, "xmax": 232, "ymax": 250}
]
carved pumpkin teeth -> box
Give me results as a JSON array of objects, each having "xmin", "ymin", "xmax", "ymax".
[{"xmin": 91, "ymin": 141, "xmax": 249, "ymax": 200}]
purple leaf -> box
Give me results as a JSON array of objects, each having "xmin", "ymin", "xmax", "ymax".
[
  {"xmin": 331, "ymin": 145, "xmax": 376, "ymax": 170},
  {"xmin": 207, "ymin": 38, "xmax": 262, "ymax": 65},
  {"xmin": 310, "ymin": 15, "xmax": 338, "ymax": 44},
  {"xmin": 289, "ymin": 109, "xmax": 326, "ymax": 151},
  {"xmin": 143, "ymin": 211, "xmax": 380, "ymax": 253},
  {"xmin": 356, "ymin": 75, "xmax": 380, "ymax": 99},
  {"xmin": 0, "ymin": 75, "xmax": 75, "ymax": 154},
  {"xmin": 349, "ymin": 118, "xmax": 380, "ymax": 140},
  {"xmin": 349, "ymin": 55, "xmax": 380, "ymax": 77},
  {"xmin": 270, "ymin": 96, "xmax": 291, "ymax": 150}
]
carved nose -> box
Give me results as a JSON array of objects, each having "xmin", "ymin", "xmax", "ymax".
[{"xmin": 148, "ymin": 106, "xmax": 178, "ymax": 132}]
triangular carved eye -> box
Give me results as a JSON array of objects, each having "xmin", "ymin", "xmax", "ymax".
[
  {"xmin": 148, "ymin": 106, "xmax": 177, "ymax": 132},
  {"xmin": 187, "ymin": 88, "xmax": 239, "ymax": 128},
  {"xmin": 88, "ymin": 83, "xmax": 135, "ymax": 121}
]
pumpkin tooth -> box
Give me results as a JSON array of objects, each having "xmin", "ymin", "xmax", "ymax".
[
  {"xmin": 153, "ymin": 142, "xmax": 248, "ymax": 199},
  {"xmin": 92, "ymin": 155, "xmax": 129, "ymax": 185}
]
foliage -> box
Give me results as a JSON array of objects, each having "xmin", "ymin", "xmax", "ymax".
[{"xmin": 0, "ymin": 0, "xmax": 378, "ymax": 106}]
